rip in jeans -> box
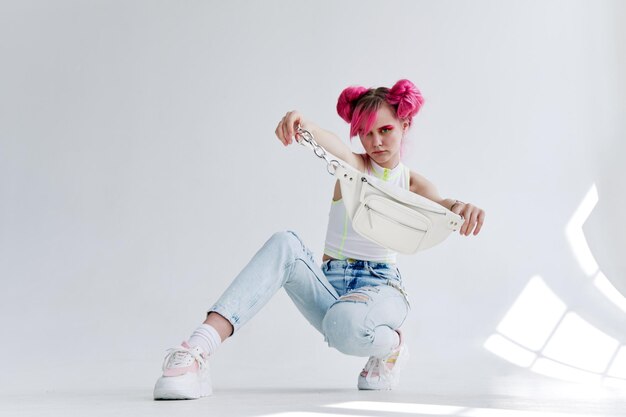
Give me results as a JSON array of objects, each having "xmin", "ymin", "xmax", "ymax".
[{"xmin": 338, "ymin": 286, "xmax": 380, "ymax": 304}]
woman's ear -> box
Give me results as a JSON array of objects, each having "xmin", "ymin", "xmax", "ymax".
[{"xmin": 402, "ymin": 120, "xmax": 409, "ymax": 132}]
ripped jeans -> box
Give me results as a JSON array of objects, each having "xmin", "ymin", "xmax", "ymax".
[{"xmin": 210, "ymin": 231, "xmax": 410, "ymax": 358}]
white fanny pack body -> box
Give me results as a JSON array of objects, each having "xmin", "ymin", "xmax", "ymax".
[
  {"xmin": 335, "ymin": 164, "xmax": 462, "ymax": 254},
  {"xmin": 297, "ymin": 127, "xmax": 462, "ymax": 254}
]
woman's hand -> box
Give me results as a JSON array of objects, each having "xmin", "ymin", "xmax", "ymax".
[
  {"xmin": 275, "ymin": 110, "xmax": 311, "ymax": 146},
  {"xmin": 451, "ymin": 201, "xmax": 485, "ymax": 236},
  {"xmin": 274, "ymin": 111, "xmax": 360, "ymax": 169}
]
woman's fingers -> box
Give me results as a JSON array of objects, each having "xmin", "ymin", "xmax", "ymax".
[
  {"xmin": 276, "ymin": 114, "xmax": 292, "ymax": 146},
  {"xmin": 458, "ymin": 204, "xmax": 470, "ymax": 235},
  {"xmin": 275, "ymin": 111, "xmax": 304, "ymax": 146},
  {"xmin": 282, "ymin": 117, "xmax": 291, "ymax": 145},
  {"xmin": 458, "ymin": 204, "xmax": 485, "ymax": 236},
  {"xmin": 286, "ymin": 112, "xmax": 294, "ymax": 144},
  {"xmin": 287, "ymin": 111, "xmax": 301, "ymax": 144},
  {"xmin": 473, "ymin": 210, "xmax": 485, "ymax": 235},
  {"xmin": 275, "ymin": 119, "xmax": 287, "ymax": 146},
  {"xmin": 465, "ymin": 208, "xmax": 478, "ymax": 236}
]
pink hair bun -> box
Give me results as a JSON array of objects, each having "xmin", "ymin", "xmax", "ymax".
[
  {"xmin": 336, "ymin": 86, "xmax": 368, "ymax": 123},
  {"xmin": 387, "ymin": 79, "xmax": 424, "ymax": 120}
]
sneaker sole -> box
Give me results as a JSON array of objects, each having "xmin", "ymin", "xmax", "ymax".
[{"xmin": 153, "ymin": 372, "xmax": 212, "ymax": 400}]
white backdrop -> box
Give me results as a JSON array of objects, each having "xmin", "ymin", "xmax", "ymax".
[{"xmin": 1, "ymin": 0, "xmax": 625, "ymax": 395}]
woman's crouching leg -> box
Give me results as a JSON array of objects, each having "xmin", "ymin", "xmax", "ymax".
[{"xmin": 321, "ymin": 285, "xmax": 409, "ymax": 358}]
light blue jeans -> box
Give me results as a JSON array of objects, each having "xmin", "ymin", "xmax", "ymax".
[{"xmin": 210, "ymin": 231, "xmax": 410, "ymax": 358}]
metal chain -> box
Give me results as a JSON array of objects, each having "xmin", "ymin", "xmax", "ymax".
[{"xmin": 295, "ymin": 126, "xmax": 342, "ymax": 175}]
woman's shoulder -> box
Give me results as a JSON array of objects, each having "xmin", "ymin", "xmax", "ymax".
[{"xmin": 407, "ymin": 169, "xmax": 436, "ymax": 195}]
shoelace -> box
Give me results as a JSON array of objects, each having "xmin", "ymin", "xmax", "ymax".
[{"xmin": 161, "ymin": 346, "xmax": 206, "ymax": 371}]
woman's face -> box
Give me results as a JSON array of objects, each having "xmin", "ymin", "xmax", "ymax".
[{"xmin": 358, "ymin": 104, "xmax": 408, "ymax": 168}]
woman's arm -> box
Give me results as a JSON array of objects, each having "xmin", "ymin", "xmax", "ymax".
[
  {"xmin": 275, "ymin": 110, "xmax": 365, "ymax": 171},
  {"xmin": 409, "ymin": 170, "xmax": 485, "ymax": 236}
]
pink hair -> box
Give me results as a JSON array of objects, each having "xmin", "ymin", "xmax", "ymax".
[{"xmin": 336, "ymin": 79, "xmax": 425, "ymax": 138}]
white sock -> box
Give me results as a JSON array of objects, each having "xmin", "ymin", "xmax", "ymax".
[{"xmin": 188, "ymin": 324, "xmax": 221, "ymax": 356}]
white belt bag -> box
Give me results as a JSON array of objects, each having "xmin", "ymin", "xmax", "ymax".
[{"xmin": 296, "ymin": 127, "xmax": 463, "ymax": 254}]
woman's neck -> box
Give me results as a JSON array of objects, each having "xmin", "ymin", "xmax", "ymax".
[{"xmin": 369, "ymin": 154, "xmax": 401, "ymax": 170}]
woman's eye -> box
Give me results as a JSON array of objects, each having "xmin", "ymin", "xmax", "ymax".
[{"xmin": 381, "ymin": 128, "xmax": 390, "ymax": 133}]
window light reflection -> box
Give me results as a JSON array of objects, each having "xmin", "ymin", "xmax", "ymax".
[
  {"xmin": 484, "ymin": 184, "xmax": 626, "ymax": 388},
  {"xmin": 329, "ymin": 401, "xmax": 463, "ymax": 415},
  {"xmin": 607, "ymin": 346, "xmax": 626, "ymax": 379},
  {"xmin": 531, "ymin": 357, "xmax": 602, "ymax": 385},
  {"xmin": 594, "ymin": 271, "xmax": 626, "ymax": 313},
  {"xmin": 541, "ymin": 312, "xmax": 619, "ymax": 373},
  {"xmin": 324, "ymin": 401, "xmax": 606, "ymax": 417},
  {"xmin": 565, "ymin": 184, "xmax": 599, "ymax": 276},
  {"xmin": 484, "ymin": 334, "xmax": 537, "ymax": 367},
  {"xmin": 495, "ymin": 276, "xmax": 566, "ymax": 351}
]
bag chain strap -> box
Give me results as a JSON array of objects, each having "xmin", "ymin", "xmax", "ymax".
[{"xmin": 296, "ymin": 126, "xmax": 343, "ymax": 176}]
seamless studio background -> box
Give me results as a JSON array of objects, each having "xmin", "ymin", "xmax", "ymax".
[{"xmin": 1, "ymin": 0, "xmax": 626, "ymax": 406}]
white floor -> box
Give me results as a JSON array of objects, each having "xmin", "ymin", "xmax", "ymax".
[
  {"xmin": 3, "ymin": 374, "xmax": 626, "ymax": 417},
  {"xmin": 3, "ymin": 322, "xmax": 626, "ymax": 417}
]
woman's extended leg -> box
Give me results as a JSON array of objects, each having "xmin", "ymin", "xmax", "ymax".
[
  {"xmin": 203, "ymin": 312, "xmax": 233, "ymax": 341},
  {"xmin": 154, "ymin": 230, "xmax": 339, "ymax": 400},
  {"xmin": 209, "ymin": 230, "xmax": 339, "ymax": 334}
]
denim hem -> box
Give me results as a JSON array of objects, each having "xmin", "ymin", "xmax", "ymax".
[{"xmin": 208, "ymin": 305, "xmax": 240, "ymax": 333}]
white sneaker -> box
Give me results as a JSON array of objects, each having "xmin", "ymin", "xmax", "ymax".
[
  {"xmin": 153, "ymin": 341, "xmax": 212, "ymax": 400},
  {"xmin": 357, "ymin": 334, "xmax": 409, "ymax": 390}
]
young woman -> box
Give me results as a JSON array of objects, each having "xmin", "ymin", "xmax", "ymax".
[{"xmin": 153, "ymin": 79, "xmax": 485, "ymax": 400}]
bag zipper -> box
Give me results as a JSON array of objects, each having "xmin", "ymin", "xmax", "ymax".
[{"xmin": 364, "ymin": 204, "xmax": 428, "ymax": 232}]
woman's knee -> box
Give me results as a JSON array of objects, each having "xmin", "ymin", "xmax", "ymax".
[
  {"xmin": 267, "ymin": 230, "xmax": 302, "ymax": 253},
  {"xmin": 322, "ymin": 300, "xmax": 372, "ymax": 356}
]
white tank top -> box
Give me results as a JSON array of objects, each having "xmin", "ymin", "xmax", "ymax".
[{"xmin": 323, "ymin": 157, "xmax": 411, "ymax": 263}]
